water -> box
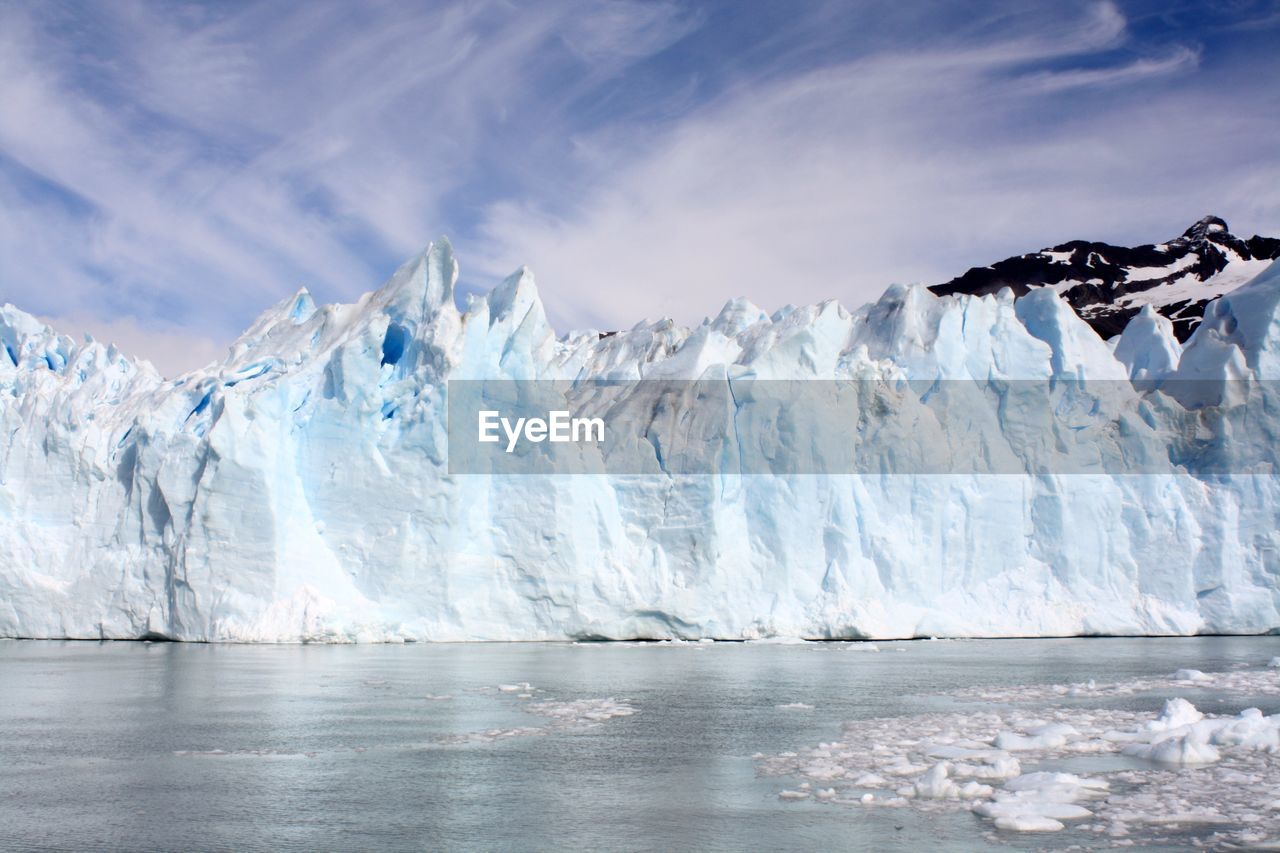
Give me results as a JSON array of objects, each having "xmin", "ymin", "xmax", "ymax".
[{"xmin": 1, "ymin": 636, "xmax": 1277, "ymax": 851}]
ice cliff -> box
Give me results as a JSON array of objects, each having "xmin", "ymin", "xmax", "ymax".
[{"xmin": 2, "ymin": 241, "xmax": 1279, "ymax": 641}]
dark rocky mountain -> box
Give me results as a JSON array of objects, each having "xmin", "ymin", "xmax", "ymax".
[{"xmin": 930, "ymin": 216, "xmax": 1280, "ymax": 341}]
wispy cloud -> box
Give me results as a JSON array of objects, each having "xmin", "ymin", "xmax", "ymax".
[
  {"xmin": 0, "ymin": 0, "xmax": 700, "ymax": 371},
  {"xmin": 0, "ymin": 0, "xmax": 1276, "ymax": 372},
  {"xmin": 1024, "ymin": 44, "xmax": 1201, "ymax": 91},
  {"xmin": 471, "ymin": 2, "xmax": 1280, "ymax": 332}
]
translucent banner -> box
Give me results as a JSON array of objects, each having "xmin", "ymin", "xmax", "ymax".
[{"xmin": 445, "ymin": 379, "xmax": 1280, "ymax": 476}]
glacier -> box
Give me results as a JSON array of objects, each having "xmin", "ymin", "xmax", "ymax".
[{"xmin": 2, "ymin": 241, "xmax": 1279, "ymax": 642}]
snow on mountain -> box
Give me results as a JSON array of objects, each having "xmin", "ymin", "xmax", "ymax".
[
  {"xmin": 1, "ymin": 240, "xmax": 1279, "ymax": 642},
  {"xmin": 931, "ymin": 216, "xmax": 1280, "ymax": 341}
]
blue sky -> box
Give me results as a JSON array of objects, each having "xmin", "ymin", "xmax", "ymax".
[{"xmin": 1, "ymin": 0, "xmax": 1278, "ymax": 373}]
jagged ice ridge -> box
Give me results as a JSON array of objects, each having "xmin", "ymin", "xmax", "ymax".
[{"xmin": 2, "ymin": 241, "xmax": 1280, "ymax": 641}]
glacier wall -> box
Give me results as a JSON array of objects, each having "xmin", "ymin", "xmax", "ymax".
[{"xmin": 1, "ymin": 241, "xmax": 1279, "ymax": 641}]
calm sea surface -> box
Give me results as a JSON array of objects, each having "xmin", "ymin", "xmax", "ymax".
[{"xmin": 1, "ymin": 636, "xmax": 1277, "ymax": 851}]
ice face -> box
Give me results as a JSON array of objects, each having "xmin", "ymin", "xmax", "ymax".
[
  {"xmin": 1, "ymin": 244, "xmax": 1278, "ymax": 642},
  {"xmin": 1114, "ymin": 305, "xmax": 1181, "ymax": 381}
]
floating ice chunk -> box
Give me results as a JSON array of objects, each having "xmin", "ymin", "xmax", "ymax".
[
  {"xmin": 995, "ymin": 724, "xmax": 1074, "ymax": 751},
  {"xmin": 799, "ymin": 760, "xmax": 846, "ymax": 781},
  {"xmin": 1124, "ymin": 731, "xmax": 1221, "ymax": 765},
  {"xmin": 779, "ymin": 789, "xmax": 810, "ymax": 800},
  {"xmin": 446, "ymin": 696, "xmax": 636, "ymax": 744},
  {"xmin": 1117, "ymin": 699, "xmax": 1224, "ymax": 765},
  {"xmin": 1146, "ymin": 697, "xmax": 1204, "ymax": 732},
  {"xmin": 954, "ymin": 665, "xmax": 1280, "ymax": 703},
  {"xmin": 1066, "ymin": 678, "xmax": 1098, "ymax": 696},
  {"xmin": 908, "ymin": 762, "xmax": 954, "ymax": 799},
  {"xmin": 1002, "ymin": 771, "xmax": 1109, "ymax": 800},
  {"xmin": 954, "ymin": 755, "xmax": 1022, "ymax": 781},
  {"xmin": 882, "ymin": 756, "xmax": 931, "ymax": 777},
  {"xmin": 777, "ymin": 702, "xmax": 814, "ymax": 710},
  {"xmin": 1269, "ymin": 657, "xmax": 1280, "ymax": 668},
  {"xmin": 525, "ymin": 697, "xmax": 637, "ymax": 723},
  {"xmin": 903, "ymin": 762, "xmax": 994, "ymax": 800},
  {"xmin": 497, "ymin": 682, "xmax": 533, "ymax": 692},
  {"xmin": 1171, "ymin": 668, "xmax": 1212, "ymax": 682},
  {"xmin": 958, "ymin": 781, "xmax": 993, "ymax": 798},
  {"xmin": 441, "ymin": 724, "xmax": 548, "ymax": 745},
  {"xmin": 925, "ymin": 744, "xmax": 1001, "ymax": 760},
  {"xmin": 973, "ymin": 772, "xmax": 1108, "ymax": 831},
  {"xmin": 1208, "ymin": 707, "xmax": 1280, "ymax": 751},
  {"xmin": 996, "ymin": 815, "xmax": 1065, "ymax": 831}
]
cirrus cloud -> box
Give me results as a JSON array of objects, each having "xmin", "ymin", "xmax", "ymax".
[{"xmin": 0, "ymin": 0, "xmax": 1276, "ymax": 372}]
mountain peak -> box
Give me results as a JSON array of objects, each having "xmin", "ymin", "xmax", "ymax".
[
  {"xmin": 931, "ymin": 216, "xmax": 1280, "ymax": 342},
  {"xmin": 1178, "ymin": 215, "xmax": 1229, "ymax": 243}
]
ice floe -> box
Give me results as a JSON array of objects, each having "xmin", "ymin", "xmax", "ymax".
[
  {"xmin": 973, "ymin": 772, "xmax": 1108, "ymax": 832},
  {"xmin": 759, "ymin": 660, "xmax": 1280, "ymax": 846},
  {"xmin": 524, "ymin": 698, "xmax": 637, "ymax": 724},
  {"xmin": 946, "ymin": 664, "xmax": 1280, "ymax": 702},
  {"xmin": 497, "ymin": 682, "xmax": 534, "ymax": 693},
  {"xmin": 442, "ymin": 697, "xmax": 637, "ymax": 744}
]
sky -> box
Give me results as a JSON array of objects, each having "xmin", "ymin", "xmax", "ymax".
[{"xmin": 1, "ymin": 0, "xmax": 1278, "ymax": 375}]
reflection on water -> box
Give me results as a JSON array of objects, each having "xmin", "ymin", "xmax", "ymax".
[{"xmin": 0, "ymin": 636, "xmax": 1275, "ymax": 851}]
